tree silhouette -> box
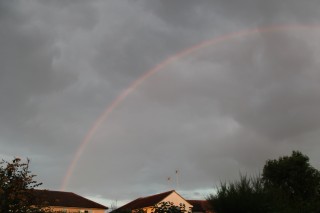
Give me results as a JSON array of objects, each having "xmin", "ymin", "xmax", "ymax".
[
  {"xmin": 208, "ymin": 151, "xmax": 320, "ymax": 213},
  {"xmin": 0, "ymin": 158, "xmax": 51, "ymax": 212}
]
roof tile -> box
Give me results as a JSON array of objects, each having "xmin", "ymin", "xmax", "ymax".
[
  {"xmin": 33, "ymin": 189, "xmax": 108, "ymax": 209},
  {"xmin": 117, "ymin": 190, "xmax": 175, "ymax": 211}
]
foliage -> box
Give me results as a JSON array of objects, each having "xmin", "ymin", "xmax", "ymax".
[
  {"xmin": 0, "ymin": 158, "xmax": 51, "ymax": 212},
  {"xmin": 207, "ymin": 174, "xmax": 269, "ymax": 213},
  {"xmin": 133, "ymin": 208, "xmax": 147, "ymax": 213},
  {"xmin": 262, "ymin": 151, "xmax": 320, "ymax": 213},
  {"xmin": 207, "ymin": 151, "xmax": 320, "ymax": 213},
  {"xmin": 152, "ymin": 202, "xmax": 189, "ymax": 213}
]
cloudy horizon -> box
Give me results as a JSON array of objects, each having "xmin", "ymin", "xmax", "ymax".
[{"xmin": 2, "ymin": 0, "xmax": 320, "ymax": 208}]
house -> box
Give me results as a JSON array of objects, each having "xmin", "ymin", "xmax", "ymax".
[
  {"xmin": 186, "ymin": 200, "xmax": 213, "ymax": 213},
  {"xmin": 33, "ymin": 189, "xmax": 108, "ymax": 213},
  {"xmin": 114, "ymin": 190, "xmax": 192, "ymax": 213}
]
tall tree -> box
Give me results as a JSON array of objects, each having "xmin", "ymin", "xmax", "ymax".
[
  {"xmin": 262, "ymin": 151, "xmax": 320, "ymax": 212},
  {"xmin": 207, "ymin": 151, "xmax": 320, "ymax": 213},
  {"xmin": 207, "ymin": 174, "xmax": 269, "ymax": 213},
  {"xmin": 0, "ymin": 158, "xmax": 51, "ymax": 212}
]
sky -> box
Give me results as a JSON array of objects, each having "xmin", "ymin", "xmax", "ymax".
[{"xmin": 2, "ymin": 0, "xmax": 320, "ymax": 208}]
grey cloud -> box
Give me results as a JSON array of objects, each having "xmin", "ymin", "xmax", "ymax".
[
  {"xmin": 2, "ymin": 0, "xmax": 320, "ymax": 205},
  {"xmin": 71, "ymin": 27, "xmax": 320, "ymax": 200},
  {"xmin": 145, "ymin": 0, "xmax": 320, "ymax": 27},
  {"xmin": 0, "ymin": 0, "xmax": 101, "ymax": 188},
  {"xmin": 92, "ymin": 1, "xmax": 208, "ymax": 89},
  {"xmin": 227, "ymin": 31, "xmax": 320, "ymax": 140}
]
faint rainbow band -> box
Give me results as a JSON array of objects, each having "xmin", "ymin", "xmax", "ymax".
[{"xmin": 61, "ymin": 24, "xmax": 320, "ymax": 190}]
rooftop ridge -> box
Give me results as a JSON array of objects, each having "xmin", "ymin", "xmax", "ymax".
[
  {"xmin": 116, "ymin": 190, "xmax": 176, "ymax": 211},
  {"xmin": 32, "ymin": 189, "xmax": 108, "ymax": 209}
]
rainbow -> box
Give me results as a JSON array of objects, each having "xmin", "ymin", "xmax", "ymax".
[{"xmin": 61, "ymin": 24, "xmax": 320, "ymax": 190}]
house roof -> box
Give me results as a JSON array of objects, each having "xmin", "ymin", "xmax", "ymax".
[
  {"xmin": 33, "ymin": 189, "xmax": 108, "ymax": 209},
  {"xmin": 187, "ymin": 200, "xmax": 212, "ymax": 212},
  {"xmin": 116, "ymin": 190, "xmax": 177, "ymax": 211}
]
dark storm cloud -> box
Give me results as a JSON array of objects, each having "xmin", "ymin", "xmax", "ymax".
[
  {"xmin": 73, "ymin": 27, "xmax": 320, "ymax": 200},
  {"xmin": 92, "ymin": 1, "xmax": 213, "ymax": 88},
  {"xmin": 217, "ymin": 31, "xmax": 320, "ymax": 141},
  {"xmin": 2, "ymin": 0, "xmax": 320, "ymax": 206},
  {"xmin": 0, "ymin": 0, "xmax": 101, "ymax": 188},
  {"xmin": 0, "ymin": 1, "xmax": 65, "ymax": 139},
  {"xmin": 145, "ymin": 0, "xmax": 320, "ymax": 27}
]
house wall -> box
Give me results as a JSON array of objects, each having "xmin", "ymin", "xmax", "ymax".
[
  {"xmin": 133, "ymin": 207, "xmax": 153, "ymax": 213},
  {"xmin": 49, "ymin": 206, "xmax": 106, "ymax": 213},
  {"xmin": 131, "ymin": 191, "xmax": 193, "ymax": 213},
  {"xmin": 160, "ymin": 192, "xmax": 193, "ymax": 212}
]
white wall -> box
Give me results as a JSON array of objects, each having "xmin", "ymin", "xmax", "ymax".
[{"xmin": 160, "ymin": 192, "xmax": 193, "ymax": 212}]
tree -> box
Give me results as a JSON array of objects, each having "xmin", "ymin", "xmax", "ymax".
[
  {"xmin": 262, "ymin": 151, "xmax": 320, "ymax": 212},
  {"xmin": 207, "ymin": 174, "xmax": 270, "ymax": 213},
  {"xmin": 207, "ymin": 151, "xmax": 320, "ymax": 213},
  {"xmin": 152, "ymin": 202, "xmax": 190, "ymax": 213},
  {"xmin": 0, "ymin": 158, "xmax": 51, "ymax": 212}
]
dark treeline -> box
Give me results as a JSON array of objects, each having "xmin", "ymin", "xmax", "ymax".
[
  {"xmin": 0, "ymin": 158, "xmax": 51, "ymax": 213},
  {"xmin": 207, "ymin": 151, "xmax": 320, "ymax": 213}
]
